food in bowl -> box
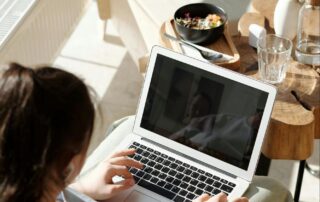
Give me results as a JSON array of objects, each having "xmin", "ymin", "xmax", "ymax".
[
  {"xmin": 176, "ymin": 13, "xmax": 222, "ymax": 30},
  {"xmin": 173, "ymin": 3, "xmax": 227, "ymax": 44}
]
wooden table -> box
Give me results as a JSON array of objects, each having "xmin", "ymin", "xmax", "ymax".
[
  {"xmin": 236, "ymin": 12, "xmax": 320, "ymax": 161},
  {"xmin": 236, "ymin": 10, "xmax": 320, "ymax": 202}
]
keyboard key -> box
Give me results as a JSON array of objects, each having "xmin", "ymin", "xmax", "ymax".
[
  {"xmin": 182, "ymin": 163, "xmax": 190, "ymax": 168},
  {"xmin": 158, "ymin": 173, "xmax": 167, "ymax": 180},
  {"xmin": 175, "ymin": 160, "xmax": 183, "ymax": 165},
  {"xmin": 195, "ymin": 188, "xmax": 204, "ymax": 195},
  {"xmin": 180, "ymin": 182, "xmax": 188, "ymax": 189},
  {"xmin": 136, "ymin": 148, "xmax": 143, "ymax": 154},
  {"xmin": 161, "ymin": 153, "xmax": 168, "ymax": 158},
  {"xmin": 162, "ymin": 167, "xmax": 170, "ymax": 173},
  {"xmin": 151, "ymin": 170, "xmax": 160, "ymax": 176},
  {"xmin": 205, "ymin": 178, "xmax": 214, "ymax": 185},
  {"xmin": 212, "ymin": 181, "xmax": 222, "ymax": 188},
  {"xmin": 220, "ymin": 179, "xmax": 228, "ymax": 184},
  {"xmin": 154, "ymin": 151, "xmax": 161, "ymax": 155},
  {"xmin": 198, "ymin": 169, "xmax": 205, "ymax": 174},
  {"xmin": 175, "ymin": 173, "xmax": 184, "ymax": 179},
  {"xmin": 147, "ymin": 161, "xmax": 156, "ymax": 167},
  {"xmin": 133, "ymin": 142, "xmax": 140, "ymax": 146},
  {"xmin": 164, "ymin": 183, "xmax": 173, "ymax": 190},
  {"xmin": 221, "ymin": 184, "xmax": 233, "ymax": 193},
  {"xmin": 190, "ymin": 166, "xmax": 197, "ymax": 171},
  {"xmin": 133, "ymin": 155, "xmax": 142, "ymax": 161},
  {"xmin": 169, "ymin": 163, "xmax": 178, "ymax": 169},
  {"xmin": 143, "ymin": 167, "xmax": 153, "ymax": 173},
  {"xmin": 129, "ymin": 167, "xmax": 138, "ymax": 174},
  {"xmin": 138, "ymin": 179, "xmax": 175, "ymax": 200},
  {"xmin": 198, "ymin": 175, "xmax": 207, "ymax": 181},
  {"xmin": 173, "ymin": 195, "xmax": 184, "ymax": 202},
  {"xmin": 183, "ymin": 169, "xmax": 192, "ymax": 175},
  {"xmin": 168, "ymin": 157, "xmax": 175, "ymax": 161},
  {"xmin": 228, "ymin": 182, "xmax": 236, "ymax": 187},
  {"xmin": 168, "ymin": 170, "xmax": 177, "ymax": 176},
  {"xmin": 166, "ymin": 176, "xmax": 174, "ymax": 183},
  {"xmin": 205, "ymin": 172, "xmax": 213, "ymax": 178},
  {"xmin": 187, "ymin": 185, "xmax": 196, "ymax": 192},
  {"xmin": 157, "ymin": 180, "xmax": 166, "ymax": 187},
  {"xmin": 191, "ymin": 172, "xmax": 200, "ymax": 179},
  {"xmin": 197, "ymin": 182, "xmax": 206, "ymax": 189},
  {"xmin": 141, "ymin": 158, "xmax": 149, "ymax": 164},
  {"xmin": 154, "ymin": 164, "xmax": 163, "ymax": 170},
  {"xmin": 190, "ymin": 179, "xmax": 199, "ymax": 186},
  {"xmin": 141, "ymin": 151, "xmax": 150, "ymax": 157},
  {"xmin": 171, "ymin": 186, "xmax": 181, "ymax": 194},
  {"xmin": 150, "ymin": 177, "xmax": 159, "ymax": 184},
  {"xmin": 140, "ymin": 145, "xmax": 147, "ymax": 149},
  {"xmin": 179, "ymin": 189, "xmax": 188, "ymax": 196},
  {"xmin": 173, "ymin": 179, "xmax": 182, "ymax": 186},
  {"xmin": 149, "ymin": 154, "xmax": 157, "ymax": 160},
  {"xmin": 205, "ymin": 185, "xmax": 214, "ymax": 192},
  {"xmin": 163, "ymin": 160, "xmax": 171, "ymax": 166},
  {"xmin": 182, "ymin": 176, "xmax": 191, "ymax": 183},
  {"xmin": 156, "ymin": 157, "xmax": 164, "ymax": 163},
  {"xmin": 136, "ymin": 171, "xmax": 145, "ymax": 177},
  {"xmin": 147, "ymin": 147, "xmax": 154, "ymax": 152},
  {"xmin": 129, "ymin": 145, "xmax": 137, "ymax": 149},
  {"xmin": 177, "ymin": 166, "xmax": 185, "ymax": 172},
  {"xmin": 186, "ymin": 193, "xmax": 195, "ymax": 200},
  {"xmin": 143, "ymin": 173, "xmax": 152, "ymax": 180},
  {"xmin": 212, "ymin": 175, "xmax": 220, "ymax": 180},
  {"xmin": 212, "ymin": 189, "xmax": 221, "ymax": 195}
]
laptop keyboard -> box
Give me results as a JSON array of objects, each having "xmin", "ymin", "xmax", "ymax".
[{"xmin": 128, "ymin": 142, "xmax": 236, "ymax": 202}]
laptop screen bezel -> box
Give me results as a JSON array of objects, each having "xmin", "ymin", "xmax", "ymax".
[{"xmin": 133, "ymin": 46, "xmax": 277, "ymax": 182}]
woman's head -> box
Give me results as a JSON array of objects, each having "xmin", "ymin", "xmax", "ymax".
[{"xmin": 0, "ymin": 63, "xmax": 95, "ymax": 201}]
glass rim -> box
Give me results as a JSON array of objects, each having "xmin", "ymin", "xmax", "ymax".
[{"xmin": 257, "ymin": 34, "xmax": 293, "ymax": 54}]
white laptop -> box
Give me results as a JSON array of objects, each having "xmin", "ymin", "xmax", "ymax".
[{"xmin": 109, "ymin": 46, "xmax": 277, "ymax": 202}]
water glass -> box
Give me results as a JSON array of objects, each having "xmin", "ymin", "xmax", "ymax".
[{"xmin": 257, "ymin": 34, "xmax": 292, "ymax": 84}]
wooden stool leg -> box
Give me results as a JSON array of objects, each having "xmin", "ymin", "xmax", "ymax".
[{"xmin": 294, "ymin": 160, "xmax": 306, "ymax": 202}]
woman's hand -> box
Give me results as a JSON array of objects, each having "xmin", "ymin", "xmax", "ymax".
[
  {"xmin": 193, "ymin": 193, "xmax": 248, "ymax": 202},
  {"xmin": 70, "ymin": 149, "xmax": 143, "ymax": 200}
]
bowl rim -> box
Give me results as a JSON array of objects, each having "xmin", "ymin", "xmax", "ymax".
[{"xmin": 173, "ymin": 3, "xmax": 228, "ymax": 30}]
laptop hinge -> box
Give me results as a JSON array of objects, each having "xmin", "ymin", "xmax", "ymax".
[{"xmin": 142, "ymin": 137, "xmax": 237, "ymax": 179}]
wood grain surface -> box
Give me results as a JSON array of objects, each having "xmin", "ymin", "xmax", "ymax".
[
  {"xmin": 235, "ymin": 12, "xmax": 320, "ymax": 160},
  {"xmin": 238, "ymin": 12, "xmax": 265, "ymax": 37},
  {"xmin": 159, "ymin": 20, "xmax": 240, "ymax": 71},
  {"xmin": 153, "ymin": 4, "xmax": 320, "ymax": 160},
  {"xmin": 251, "ymin": 0, "xmax": 278, "ymax": 29}
]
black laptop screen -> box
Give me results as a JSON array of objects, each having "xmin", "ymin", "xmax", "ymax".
[{"xmin": 141, "ymin": 54, "xmax": 268, "ymax": 170}]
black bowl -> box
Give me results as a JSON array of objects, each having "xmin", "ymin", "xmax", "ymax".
[{"xmin": 174, "ymin": 3, "xmax": 227, "ymax": 45}]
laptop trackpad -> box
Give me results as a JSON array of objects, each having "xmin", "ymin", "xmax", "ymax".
[{"xmin": 125, "ymin": 190, "xmax": 160, "ymax": 202}]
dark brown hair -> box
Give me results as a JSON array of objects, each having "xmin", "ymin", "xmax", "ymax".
[{"xmin": 0, "ymin": 63, "xmax": 95, "ymax": 201}]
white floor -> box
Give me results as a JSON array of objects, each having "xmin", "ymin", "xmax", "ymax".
[{"xmin": 54, "ymin": 2, "xmax": 320, "ymax": 201}]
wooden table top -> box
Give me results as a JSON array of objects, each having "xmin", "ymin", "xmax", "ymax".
[{"xmin": 234, "ymin": 12, "xmax": 320, "ymax": 160}]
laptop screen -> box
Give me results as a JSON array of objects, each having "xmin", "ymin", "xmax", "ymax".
[{"xmin": 141, "ymin": 54, "xmax": 268, "ymax": 170}]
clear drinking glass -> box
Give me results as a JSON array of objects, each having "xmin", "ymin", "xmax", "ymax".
[
  {"xmin": 257, "ymin": 34, "xmax": 293, "ymax": 84},
  {"xmin": 295, "ymin": 0, "xmax": 320, "ymax": 66}
]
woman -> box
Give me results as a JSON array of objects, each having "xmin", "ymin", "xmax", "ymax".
[{"xmin": 0, "ymin": 64, "xmax": 247, "ymax": 202}]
